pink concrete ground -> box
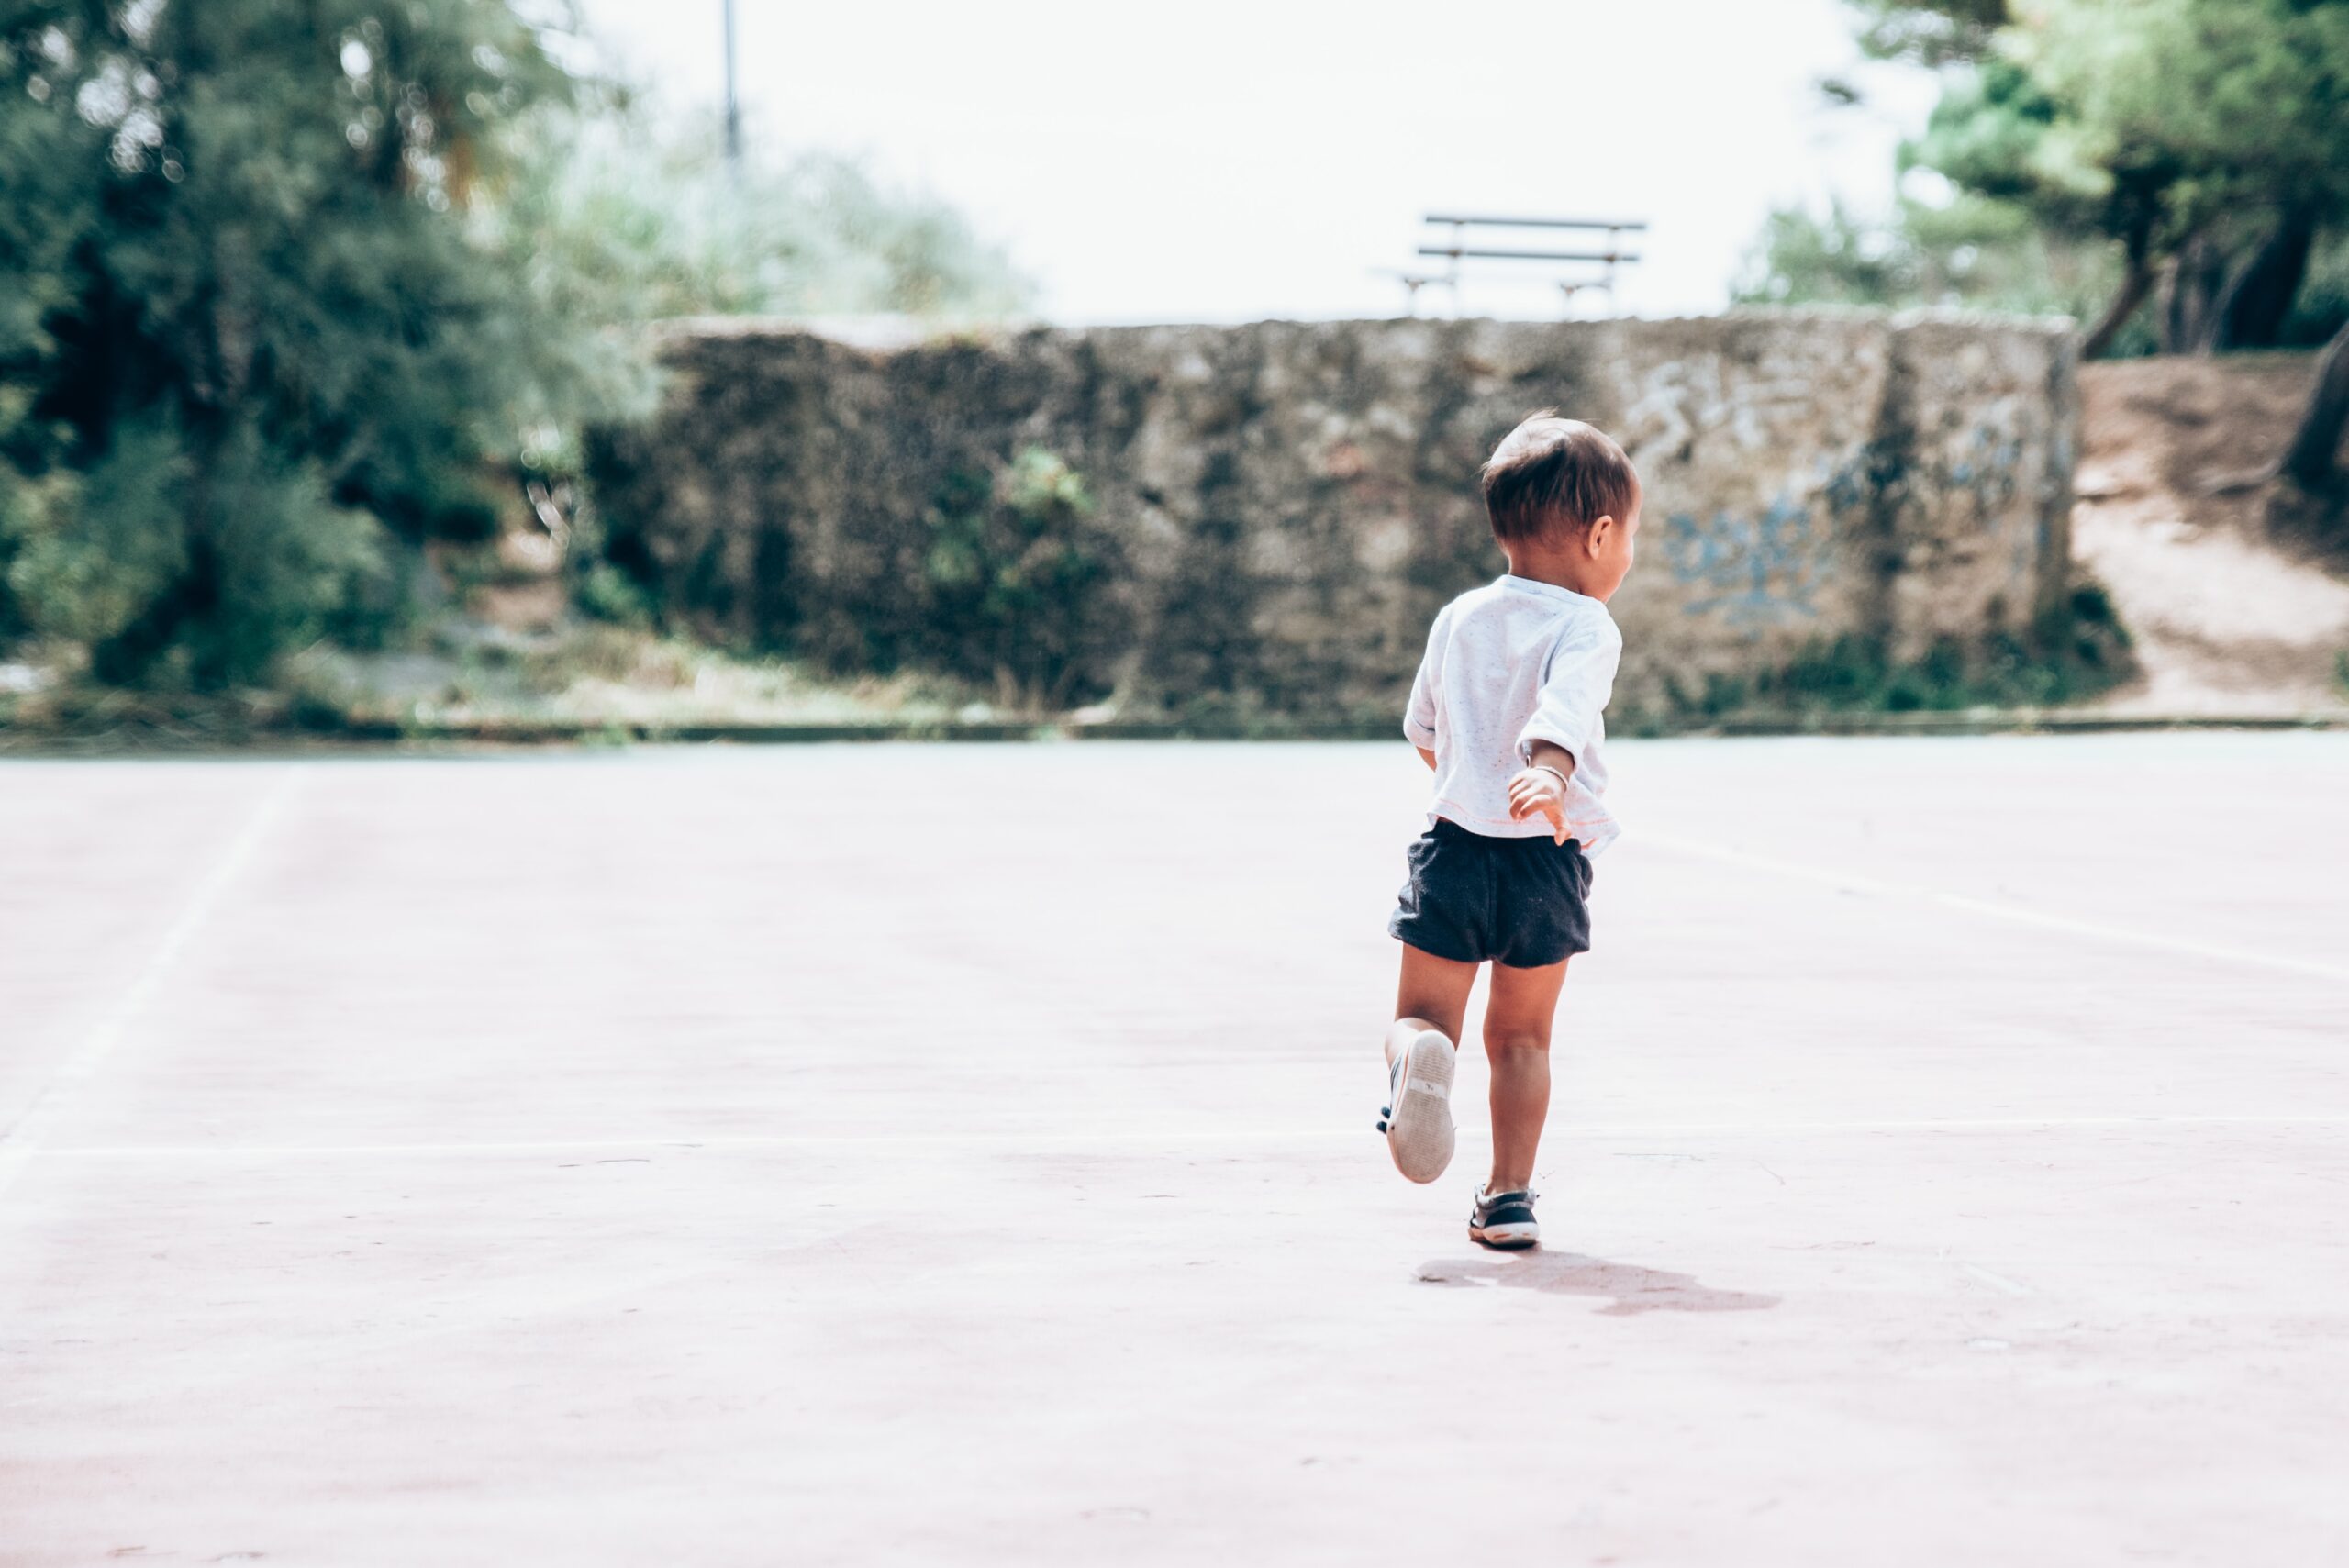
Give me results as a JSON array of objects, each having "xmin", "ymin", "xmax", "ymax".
[{"xmin": 3, "ymin": 736, "xmax": 2345, "ymax": 1566}]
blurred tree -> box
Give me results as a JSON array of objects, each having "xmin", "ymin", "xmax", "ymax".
[
  {"xmin": 2281, "ymin": 321, "xmax": 2349, "ymax": 490},
  {"xmin": 1935, "ymin": 0, "xmax": 2349, "ymax": 356},
  {"xmin": 1749, "ymin": 0, "xmax": 2349, "ymax": 361},
  {"xmin": 1848, "ymin": 0, "xmax": 2009, "ymax": 66},
  {"xmin": 1732, "ymin": 191, "xmax": 2149, "ymax": 352},
  {"xmin": 488, "ymin": 106, "xmax": 1033, "ymax": 325},
  {"xmin": 0, "ymin": 0, "xmax": 647, "ymax": 685},
  {"xmin": 0, "ymin": 4, "xmax": 1031, "ymax": 689}
]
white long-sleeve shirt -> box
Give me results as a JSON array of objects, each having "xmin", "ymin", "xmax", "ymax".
[{"xmin": 1402, "ymin": 573, "xmax": 1621, "ymax": 854}]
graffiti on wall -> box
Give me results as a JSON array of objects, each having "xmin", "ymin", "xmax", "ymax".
[{"xmin": 1659, "ymin": 495, "xmax": 1831, "ymax": 627}]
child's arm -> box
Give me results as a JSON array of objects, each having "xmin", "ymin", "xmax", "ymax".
[
  {"xmin": 1510, "ymin": 614, "xmax": 1621, "ymax": 845},
  {"xmin": 1403, "ymin": 606, "xmax": 1447, "ymax": 762},
  {"xmin": 1507, "ymin": 741, "xmax": 1574, "ymax": 844}
]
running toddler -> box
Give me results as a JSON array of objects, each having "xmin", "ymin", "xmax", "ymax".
[{"xmin": 1376, "ymin": 411, "xmax": 1638, "ymax": 1249}]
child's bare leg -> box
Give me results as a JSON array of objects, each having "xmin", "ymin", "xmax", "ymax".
[
  {"xmin": 1381, "ymin": 944, "xmax": 1477, "ymax": 1182},
  {"xmin": 1483, "ymin": 958, "xmax": 1570, "ymax": 1192},
  {"xmin": 1389, "ymin": 944, "xmax": 1475, "ymax": 1063}
]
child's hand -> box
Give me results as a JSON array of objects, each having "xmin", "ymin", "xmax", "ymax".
[{"xmin": 1507, "ymin": 765, "xmax": 1569, "ymax": 845}]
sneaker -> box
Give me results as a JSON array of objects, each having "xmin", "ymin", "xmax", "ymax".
[
  {"xmin": 1468, "ymin": 1186, "xmax": 1540, "ymax": 1250},
  {"xmin": 1375, "ymin": 1029, "xmax": 1455, "ymax": 1184}
]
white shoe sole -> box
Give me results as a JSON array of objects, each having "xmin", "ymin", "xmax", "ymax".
[
  {"xmin": 1469, "ymin": 1221, "xmax": 1540, "ymax": 1250},
  {"xmin": 1383, "ymin": 1029, "xmax": 1455, "ymax": 1184}
]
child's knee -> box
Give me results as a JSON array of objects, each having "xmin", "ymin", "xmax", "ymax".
[{"xmin": 1483, "ymin": 1027, "xmax": 1551, "ymax": 1055}]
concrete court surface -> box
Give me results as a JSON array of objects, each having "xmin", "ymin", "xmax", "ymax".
[{"xmin": 2, "ymin": 735, "xmax": 2345, "ymax": 1567}]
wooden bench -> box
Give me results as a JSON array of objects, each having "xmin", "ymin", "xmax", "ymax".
[{"xmin": 1386, "ymin": 214, "xmax": 1646, "ymax": 316}]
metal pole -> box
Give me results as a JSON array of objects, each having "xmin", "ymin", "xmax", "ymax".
[{"xmin": 722, "ymin": 0, "xmax": 741, "ymax": 172}]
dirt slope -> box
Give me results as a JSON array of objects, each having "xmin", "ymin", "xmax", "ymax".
[{"xmin": 2073, "ymin": 353, "xmax": 2349, "ymax": 715}]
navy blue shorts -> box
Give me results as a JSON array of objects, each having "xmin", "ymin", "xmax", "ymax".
[{"xmin": 1388, "ymin": 818, "xmax": 1594, "ymax": 968}]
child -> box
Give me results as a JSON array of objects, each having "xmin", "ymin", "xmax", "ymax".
[{"xmin": 1376, "ymin": 411, "xmax": 1639, "ymax": 1250}]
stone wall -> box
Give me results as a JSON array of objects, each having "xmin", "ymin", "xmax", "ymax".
[{"xmin": 587, "ymin": 309, "xmax": 2077, "ymax": 722}]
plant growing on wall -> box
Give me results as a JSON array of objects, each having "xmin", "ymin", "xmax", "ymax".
[{"xmin": 920, "ymin": 447, "xmax": 1119, "ymax": 713}]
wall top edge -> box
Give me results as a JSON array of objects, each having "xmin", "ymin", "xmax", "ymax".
[{"xmin": 640, "ymin": 306, "xmax": 2082, "ymax": 354}]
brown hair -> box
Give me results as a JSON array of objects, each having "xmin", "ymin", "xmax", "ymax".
[{"xmin": 1478, "ymin": 411, "xmax": 1640, "ymax": 543}]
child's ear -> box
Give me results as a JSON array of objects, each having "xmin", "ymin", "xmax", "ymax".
[{"xmin": 1586, "ymin": 514, "xmax": 1615, "ymax": 556}]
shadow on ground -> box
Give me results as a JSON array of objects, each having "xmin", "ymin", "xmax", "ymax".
[{"xmin": 1416, "ymin": 1252, "xmax": 1780, "ymax": 1316}]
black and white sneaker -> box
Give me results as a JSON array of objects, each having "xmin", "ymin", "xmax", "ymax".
[
  {"xmin": 1468, "ymin": 1186, "xmax": 1540, "ymax": 1250},
  {"xmin": 1375, "ymin": 1029, "xmax": 1455, "ymax": 1184}
]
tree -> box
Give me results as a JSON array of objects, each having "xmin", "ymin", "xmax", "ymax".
[
  {"xmin": 1766, "ymin": 2, "xmax": 2349, "ymax": 358},
  {"xmin": 2281, "ymin": 320, "xmax": 2349, "ymax": 492},
  {"xmin": 1848, "ymin": 0, "xmax": 2009, "ymax": 66},
  {"xmin": 1907, "ymin": 0, "xmax": 2349, "ymax": 357},
  {"xmin": 1733, "ymin": 187, "xmax": 2142, "ymax": 342},
  {"xmin": 484, "ymin": 103, "xmax": 1033, "ymax": 326},
  {"xmin": 0, "ymin": 4, "xmax": 1040, "ymax": 688},
  {"xmin": 1749, "ymin": 1, "xmax": 2349, "ymax": 506},
  {"xmin": 0, "ymin": 0, "xmax": 637, "ymax": 686}
]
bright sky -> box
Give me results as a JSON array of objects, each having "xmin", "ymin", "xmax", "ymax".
[{"xmin": 571, "ymin": 0, "xmax": 1936, "ymax": 325}]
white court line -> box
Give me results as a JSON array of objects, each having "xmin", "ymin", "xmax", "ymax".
[
  {"xmin": 1640, "ymin": 828, "xmax": 2349, "ymax": 984},
  {"xmin": 0, "ymin": 765, "xmax": 306, "ymax": 1202},
  {"xmin": 37, "ymin": 1111, "xmax": 2349, "ymax": 1161}
]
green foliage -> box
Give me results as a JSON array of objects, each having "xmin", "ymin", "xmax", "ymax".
[
  {"xmin": 191, "ymin": 421, "xmax": 390, "ymax": 684},
  {"xmin": 2010, "ymin": 0, "xmax": 2349, "ymax": 233},
  {"xmin": 2, "ymin": 408, "xmax": 396, "ymax": 684},
  {"xmin": 4, "ymin": 415, "xmax": 188, "ymax": 647},
  {"xmin": 1753, "ymin": 0, "xmax": 2349, "ymax": 352},
  {"xmin": 1849, "ymin": 0, "xmax": 2009, "ymax": 65},
  {"xmin": 918, "ymin": 447, "xmax": 1116, "ymax": 710},
  {"xmin": 0, "ymin": 2, "xmax": 1036, "ymax": 699},
  {"xmin": 1664, "ymin": 581, "xmax": 2132, "ymax": 719},
  {"xmin": 484, "ymin": 104, "xmax": 1034, "ymax": 325},
  {"xmin": 2283, "ymin": 231, "xmax": 2349, "ymax": 349},
  {"xmin": 0, "ymin": 0, "xmax": 640, "ymax": 687},
  {"xmin": 1735, "ymin": 201, "xmax": 1917, "ymax": 307},
  {"xmin": 1909, "ymin": 53, "xmax": 2115, "ymax": 231},
  {"xmin": 0, "ymin": 4, "xmax": 1034, "ymax": 689},
  {"xmin": 574, "ymin": 560, "xmax": 654, "ymax": 628},
  {"xmin": 1733, "ymin": 192, "xmax": 2157, "ymax": 351}
]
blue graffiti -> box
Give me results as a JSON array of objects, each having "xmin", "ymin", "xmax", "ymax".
[
  {"xmin": 1947, "ymin": 425, "xmax": 2023, "ymax": 507},
  {"xmin": 1662, "ymin": 497, "xmax": 1828, "ymax": 626}
]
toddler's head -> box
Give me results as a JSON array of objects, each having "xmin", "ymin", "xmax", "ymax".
[{"xmin": 1478, "ymin": 412, "xmax": 1641, "ymax": 601}]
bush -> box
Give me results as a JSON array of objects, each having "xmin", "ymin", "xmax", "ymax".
[
  {"xmin": 4, "ymin": 414, "xmax": 395, "ymax": 687},
  {"xmin": 3, "ymin": 417, "xmax": 187, "ymax": 650},
  {"xmin": 1653, "ymin": 580, "xmax": 2134, "ymax": 722}
]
